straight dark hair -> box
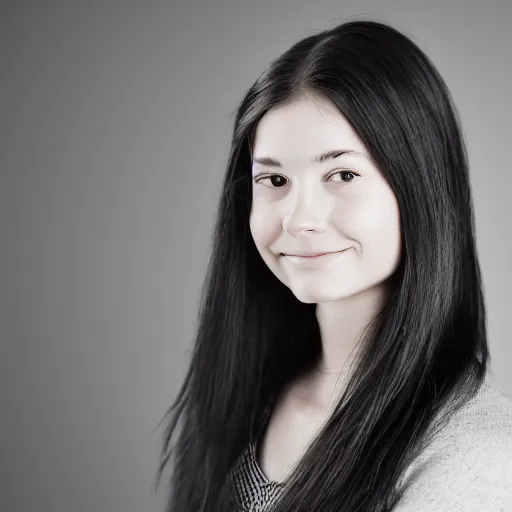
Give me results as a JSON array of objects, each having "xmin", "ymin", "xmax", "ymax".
[{"xmin": 155, "ymin": 19, "xmax": 488, "ymax": 512}]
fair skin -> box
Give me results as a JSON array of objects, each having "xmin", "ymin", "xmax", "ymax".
[{"xmin": 249, "ymin": 91, "xmax": 402, "ymax": 482}]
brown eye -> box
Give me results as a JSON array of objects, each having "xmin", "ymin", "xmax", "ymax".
[
  {"xmin": 269, "ymin": 175, "xmax": 287, "ymax": 187},
  {"xmin": 254, "ymin": 175, "xmax": 288, "ymax": 188},
  {"xmin": 329, "ymin": 171, "xmax": 358, "ymax": 182}
]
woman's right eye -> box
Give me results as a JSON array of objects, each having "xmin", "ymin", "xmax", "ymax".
[{"xmin": 254, "ymin": 175, "xmax": 288, "ymax": 188}]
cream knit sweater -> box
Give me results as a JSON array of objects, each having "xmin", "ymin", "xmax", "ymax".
[
  {"xmin": 226, "ymin": 369, "xmax": 512, "ymax": 511},
  {"xmin": 392, "ymin": 369, "xmax": 512, "ymax": 511}
]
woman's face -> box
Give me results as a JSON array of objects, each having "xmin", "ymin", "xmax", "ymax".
[{"xmin": 249, "ymin": 92, "xmax": 402, "ymax": 304}]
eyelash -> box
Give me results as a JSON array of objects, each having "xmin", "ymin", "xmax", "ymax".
[{"xmin": 253, "ymin": 170, "xmax": 360, "ymax": 188}]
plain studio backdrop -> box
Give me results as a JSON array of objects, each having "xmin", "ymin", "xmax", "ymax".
[{"xmin": 1, "ymin": 1, "xmax": 511, "ymax": 511}]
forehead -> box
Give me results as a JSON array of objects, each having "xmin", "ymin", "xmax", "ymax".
[{"xmin": 252, "ymin": 94, "xmax": 368, "ymax": 168}]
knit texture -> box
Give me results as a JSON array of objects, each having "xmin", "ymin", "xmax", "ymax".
[{"xmin": 224, "ymin": 370, "xmax": 512, "ymax": 511}]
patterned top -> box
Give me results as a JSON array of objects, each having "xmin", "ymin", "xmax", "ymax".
[
  {"xmin": 224, "ymin": 396, "xmax": 285, "ymax": 512},
  {"xmin": 225, "ymin": 440, "xmax": 285, "ymax": 511}
]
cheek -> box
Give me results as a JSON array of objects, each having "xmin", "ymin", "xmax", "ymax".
[
  {"xmin": 358, "ymin": 193, "xmax": 402, "ymax": 267},
  {"xmin": 249, "ymin": 203, "xmax": 281, "ymax": 248},
  {"xmin": 332, "ymin": 190, "xmax": 401, "ymax": 254}
]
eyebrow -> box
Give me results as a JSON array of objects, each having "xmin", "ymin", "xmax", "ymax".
[{"xmin": 252, "ymin": 149, "xmax": 366, "ymax": 168}]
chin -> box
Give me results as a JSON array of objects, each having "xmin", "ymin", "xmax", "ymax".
[{"xmin": 289, "ymin": 286, "xmax": 350, "ymax": 304}]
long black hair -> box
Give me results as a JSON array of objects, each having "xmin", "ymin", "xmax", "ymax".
[{"xmin": 155, "ymin": 19, "xmax": 489, "ymax": 511}]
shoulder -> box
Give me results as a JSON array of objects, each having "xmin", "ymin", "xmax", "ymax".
[{"xmin": 394, "ymin": 370, "xmax": 512, "ymax": 512}]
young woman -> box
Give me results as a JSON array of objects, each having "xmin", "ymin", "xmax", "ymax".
[{"xmin": 156, "ymin": 20, "xmax": 512, "ymax": 511}]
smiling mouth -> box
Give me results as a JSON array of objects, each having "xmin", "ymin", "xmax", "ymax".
[{"xmin": 280, "ymin": 249, "xmax": 348, "ymax": 259}]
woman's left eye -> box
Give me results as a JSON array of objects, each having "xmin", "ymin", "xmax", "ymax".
[{"xmin": 329, "ymin": 170, "xmax": 359, "ymax": 182}]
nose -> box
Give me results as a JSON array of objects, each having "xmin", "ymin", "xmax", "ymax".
[{"xmin": 281, "ymin": 183, "xmax": 331, "ymax": 237}]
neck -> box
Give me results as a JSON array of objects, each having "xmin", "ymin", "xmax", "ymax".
[{"xmin": 308, "ymin": 281, "xmax": 392, "ymax": 408}]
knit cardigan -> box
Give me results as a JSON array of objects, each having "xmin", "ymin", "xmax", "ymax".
[{"xmin": 224, "ymin": 369, "xmax": 512, "ymax": 511}]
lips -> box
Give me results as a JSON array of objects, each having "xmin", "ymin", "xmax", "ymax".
[
  {"xmin": 280, "ymin": 250, "xmax": 348, "ymax": 268},
  {"xmin": 281, "ymin": 250, "xmax": 344, "ymax": 257}
]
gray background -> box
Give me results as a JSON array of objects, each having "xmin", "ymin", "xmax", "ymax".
[{"xmin": 1, "ymin": 1, "xmax": 510, "ymax": 511}]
